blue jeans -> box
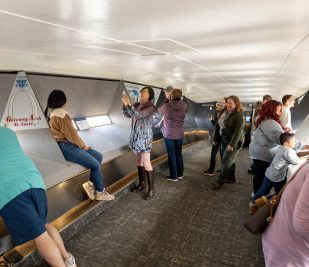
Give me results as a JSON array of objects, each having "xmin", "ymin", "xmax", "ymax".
[
  {"xmin": 59, "ymin": 142, "xmax": 104, "ymax": 191},
  {"xmin": 253, "ymin": 176, "xmax": 286, "ymax": 201},
  {"xmin": 164, "ymin": 138, "xmax": 184, "ymax": 178}
]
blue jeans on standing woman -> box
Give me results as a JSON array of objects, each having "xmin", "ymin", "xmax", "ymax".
[
  {"xmin": 59, "ymin": 142, "xmax": 104, "ymax": 191},
  {"xmin": 164, "ymin": 138, "xmax": 184, "ymax": 179}
]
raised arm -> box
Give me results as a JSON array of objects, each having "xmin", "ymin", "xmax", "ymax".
[
  {"xmin": 126, "ymin": 105, "xmax": 155, "ymax": 120},
  {"xmin": 122, "ymin": 105, "xmax": 133, "ymax": 118}
]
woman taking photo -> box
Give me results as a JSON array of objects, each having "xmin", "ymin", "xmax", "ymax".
[
  {"xmin": 157, "ymin": 89, "xmax": 187, "ymax": 181},
  {"xmin": 45, "ymin": 90, "xmax": 115, "ymax": 201},
  {"xmin": 121, "ymin": 87, "xmax": 156, "ymax": 200},
  {"xmin": 211, "ymin": 95, "xmax": 245, "ymax": 189}
]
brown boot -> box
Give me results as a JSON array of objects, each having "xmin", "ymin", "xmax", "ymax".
[
  {"xmin": 131, "ymin": 166, "xmax": 146, "ymax": 192},
  {"xmin": 145, "ymin": 170, "xmax": 155, "ymax": 200}
]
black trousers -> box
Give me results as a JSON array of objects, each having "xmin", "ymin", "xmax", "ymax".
[
  {"xmin": 208, "ymin": 141, "xmax": 222, "ymax": 172},
  {"xmin": 252, "ymin": 159, "xmax": 271, "ymax": 193}
]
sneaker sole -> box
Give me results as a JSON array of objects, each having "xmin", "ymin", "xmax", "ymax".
[
  {"xmin": 166, "ymin": 178, "xmax": 179, "ymax": 182},
  {"xmin": 96, "ymin": 197, "xmax": 115, "ymax": 201},
  {"xmin": 203, "ymin": 172, "xmax": 214, "ymax": 176}
]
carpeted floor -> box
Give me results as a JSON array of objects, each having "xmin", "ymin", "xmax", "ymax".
[{"xmin": 39, "ymin": 142, "xmax": 265, "ymax": 267}]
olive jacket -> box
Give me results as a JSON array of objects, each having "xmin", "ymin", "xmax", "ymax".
[{"xmin": 214, "ymin": 111, "xmax": 245, "ymax": 149}]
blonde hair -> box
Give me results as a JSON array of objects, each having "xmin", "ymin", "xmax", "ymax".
[
  {"xmin": 227, "ymin": 95, "xmax": 244, "ymax": 112},
  {"xmin": 171, "ymin": 89, "xmax": 182, "ymax": 100}
]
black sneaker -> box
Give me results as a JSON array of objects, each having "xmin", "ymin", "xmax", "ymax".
[
  {"xmin": 211, "ymin": 180, "xmax": 222, "ymax": 190},
  {"xmin": 222, "ymin": 177, "xmax": 236, "ymax": 184}
]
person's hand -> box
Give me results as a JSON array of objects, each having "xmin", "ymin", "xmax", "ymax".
[
  {"xmin": 227, "ymin": 145, "xmax": 234, "ymax": 152},
  {"xmin": 155, "ymin": 122, "xmax": 161, "ymax": 128},
  {"xmin": 208, "ymin": 115, "xmax": 214, "ymax": 121},
  {"xmin": 121, "ymin": 95, "xmax": 131, "ymax": 106},
  {"xmin": 83, "ymin": 145, "xmax": 91, "ymax": 150},
  {"xmin": 284, "ymin": 127, "xmax": 292, "ymax": 133},
  {"xmin": 165, "ymin": 92, "xmax": 172, "ymax": 100},
  {"xmin": 213, "ymin": 141, "xmax": 217, "ymax": 146}
]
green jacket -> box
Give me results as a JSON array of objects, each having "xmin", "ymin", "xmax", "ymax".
[{"xmin": 214, "ymin": 111, "xmax": 245, "ymax": 149}]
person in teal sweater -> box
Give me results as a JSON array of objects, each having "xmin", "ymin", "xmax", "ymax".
[
  {"xmin": 0, "ymin": 126, "xmax": 76, "ymax": 267},
  {"xmin": 211, "ymin": 95, "xmax": 245, "ymax": 189}
]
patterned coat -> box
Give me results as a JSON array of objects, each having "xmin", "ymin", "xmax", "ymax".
[{"xmin": 123, "ymin": 101, "xmax": 155, "ymax": 153}]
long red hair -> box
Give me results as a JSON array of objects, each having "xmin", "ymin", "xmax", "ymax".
[{"xmin": 255, "ymin": 100, "xmax": 284, "ymax": 129}]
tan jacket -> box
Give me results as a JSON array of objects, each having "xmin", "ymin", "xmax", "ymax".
[{"xmin": 49, "ymin": 108, "xmax": 86, "ymax": 149}]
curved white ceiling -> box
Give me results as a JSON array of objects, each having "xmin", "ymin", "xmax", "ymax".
[{"xmin": 0, "ymin": 0, "xmax": 309, "ymax": 102}]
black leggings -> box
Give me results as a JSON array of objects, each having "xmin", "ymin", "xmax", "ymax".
[{"xmin": 252, "ymin": 159, "xmax": 271, "ymax": 193}]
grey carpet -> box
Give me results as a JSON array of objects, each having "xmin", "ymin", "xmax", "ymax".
[{"xmin": 39, "ymin": 142, "xmax": 265, "ymax": 267}]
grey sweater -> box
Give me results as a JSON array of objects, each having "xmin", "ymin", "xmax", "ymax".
[
  {"xmin": 249, "ymin": 119, "xmax": 303, "ymax": 162},
  {"xmin": 265, "ymin": 145, "xmax": 299, "ymax": 182}
]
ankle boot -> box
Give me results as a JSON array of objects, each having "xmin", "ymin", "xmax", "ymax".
[
  {"xmin": 131, "ymin": 166, "xmax": 146, "ymax": 192},
  {"xmin": 145, "ymin": 170, "xmax": 155, "ymax": 200}
]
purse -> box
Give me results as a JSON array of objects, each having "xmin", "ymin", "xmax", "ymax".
[
  {"xmin": 243, "ymin": 167, "xmax": 300, "ymax": 234},
  {"xmin": 243, "ymin": 194, "xmax": 280, "ymax": 234}
]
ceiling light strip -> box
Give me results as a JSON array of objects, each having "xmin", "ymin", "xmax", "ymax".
[
  {"xmin": 0, "ymin": 9, "xmax": 120, "ymax": 43},
  {"xmin": 168, "ymin": 39, "xmax": 205, "ymax": 54},
  {"xmin": 126, "ymin": 42, "xmax": 169, "ymax": 55},
  {"xmin": 86, "ymin": 45, "xmax": 140, "ymax": 56},
  {"xmin": 173, "ymin": 55, "xmax": 235, "ymax": 90}
]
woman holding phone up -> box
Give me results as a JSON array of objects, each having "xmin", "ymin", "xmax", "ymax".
[{"xmin": 121, "ymin": 87, "xmax": 156, "ymax": 200}]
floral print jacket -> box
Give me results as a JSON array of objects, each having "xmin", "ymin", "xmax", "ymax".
[{"xmin": 122, "ymin": 101, "xmax": 155, "ymax": 153}]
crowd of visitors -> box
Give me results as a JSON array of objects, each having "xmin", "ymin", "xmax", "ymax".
[{"xmin": 2, "ymin": 86, "xmax": 309, "ymax": 267}]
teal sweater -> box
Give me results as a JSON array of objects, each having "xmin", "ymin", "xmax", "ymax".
[{"xmin": 0, "ymin": 127, "xmax": 45, "ymax": 210}]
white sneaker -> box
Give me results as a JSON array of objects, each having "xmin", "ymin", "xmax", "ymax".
[
  {"xmin": 65, "ymin": 253, "xmax": 77, "ymax": 267},
  {"xmin": 95, "ymin": 190, "xmax": 115, "ymax": 201},
  {"xmin": 82, "ymin": 181, "xmax": 95, "ymax": 200},
  {"xmin": 178, "ymin": 176, "xmax": 183, "ymax": 180}
]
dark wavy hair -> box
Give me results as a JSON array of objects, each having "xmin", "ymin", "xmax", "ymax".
[{"xmin": 255, "ymin": 100, "xmax": 284, "ymax": 129}]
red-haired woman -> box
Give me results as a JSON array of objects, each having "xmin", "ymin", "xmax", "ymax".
[
  {"xmin": 249, "ymin": 100, "xmax": 307, "ymax": 193},
  {"xmin": 211, "ymin": 95, "xmax": 245, "ymax": 189}
]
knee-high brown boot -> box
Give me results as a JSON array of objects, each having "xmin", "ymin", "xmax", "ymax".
[
  {"xmin": 145, "ymin": 170, "xmax": 155, "ymax": 200},
  {"xmin": 131, "ymin": 166, "xmax": 146, "ymax": 192}
]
